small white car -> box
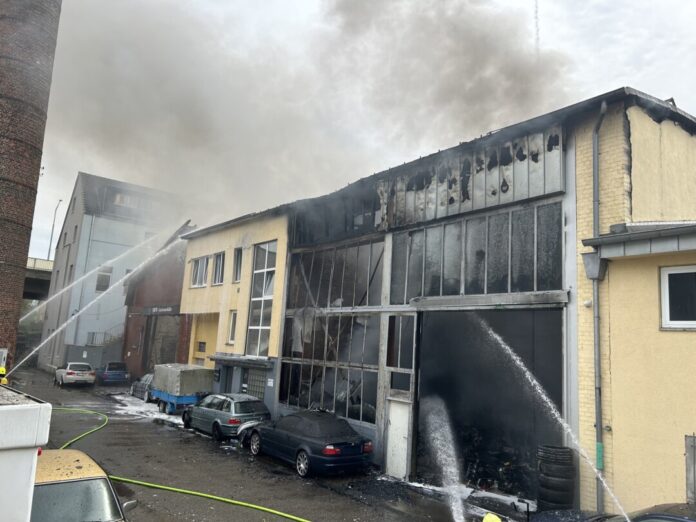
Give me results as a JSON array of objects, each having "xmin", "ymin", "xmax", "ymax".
[{"xmin": 55, "ymin": 362, "xmax": 96, "ymax": 387}]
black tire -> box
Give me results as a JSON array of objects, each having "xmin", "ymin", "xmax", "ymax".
[
  {"xmin": 537, "ymin": 499, "xmax": 572, "ymax": 512},
  {"xmin": 537, "ymin": 445, "xmax": 574, "ymax": 465},
  {"xmin": 212, "ymin": 424, "xmax": 223, "ymax": 442},
  {"xmin": 539, "ymin": 474, "xmax": 574, "ymax": 491},
  {"xmin": 538, "ymin": 486, "xmax": 574, "ymax": 504},
  {"xmin": 249, "ymin": 432, "xmax": 261, "ymax": 456},
  {"xmin": 539, "ymin": 462, "xmax": 575, "ymax": 478},
  {"xmin": 158, "ymin": 401, "xmax": 167, "ymax": 413},
  {"xmin": 296, "ymin": 450, "xmax": 311, "ymax": 478},
  {"xmin": 144, "ymin": 391, "xmax": 151, "ymax": 403},
  {"xmin": 182, "ymin": 412, "xmax": 191, "ymax": 429}
]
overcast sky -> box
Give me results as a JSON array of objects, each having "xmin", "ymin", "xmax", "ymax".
[{"xmin": 29, "ymin": 0, "xmax": 696, "ymax": 258}]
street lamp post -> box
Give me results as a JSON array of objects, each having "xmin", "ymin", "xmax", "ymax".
[{"xmin": 47, "ymin": 198, "xmax": 62, "ymax": 260}]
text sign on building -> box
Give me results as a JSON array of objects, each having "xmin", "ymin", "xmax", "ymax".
[{"xmin": 143, "ymin": 305, "xmax": 180, "ymax": 315}]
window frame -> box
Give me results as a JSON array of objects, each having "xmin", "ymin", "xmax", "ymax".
[
  {"xmin": 212, "ymin": 251, "xmax": 225, "ymax": 286},
  {"xmin": 233, "ymin": 247, "xmax": 243, "ymax": 282},
  {"xmin": 190, "ymin": 256, "xmax": 209, "ymax": 288},
  {"xmin": 227, "ymin": 310, "xmax": 237, "ymax": 344},
  {"xmin": 246, "ymin": 240, "xmax": 277, "ymax": 357},
  {"xmin": 95, "ymin": 266, "xmax": 113, "ymax": 292},
  {"xmin": 661, "ymin": 265, "xmax": 696, "ymax": 329}
]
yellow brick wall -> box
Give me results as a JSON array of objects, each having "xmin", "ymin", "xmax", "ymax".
[
  {"xmin": 628, "ymin": 106, "xmax": 696, "ymax": 222},
  {"xmin": 607, "ymin": 252, "xmax": 696, "ymax": 510},
  {"xmin": 574, "ymin": 102, "xmax": 631, "ymax": 511}
]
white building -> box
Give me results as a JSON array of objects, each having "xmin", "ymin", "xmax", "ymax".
[{"xmin": 39, "ymin": 172, "xmax": 175, "ymax": 371}]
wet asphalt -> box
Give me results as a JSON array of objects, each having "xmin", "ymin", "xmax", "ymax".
[{"xmin": 11, "ymin": 367, "xmax": 454, "ymax": 522}]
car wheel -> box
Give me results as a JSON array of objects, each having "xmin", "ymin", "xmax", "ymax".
[
  {"xmin": 249, "ymin": 432, "xmax": 261, "ymax": 456},
  {"xmin": 296, "ymin": 450, "xmax": 310, "ymax": 478},
  {"xmin": 212, "ymin": 424, "xmax": 224, "ymax": 442},
  {"xmin": 183, "ymin": 412, "xmax": 191, "ymax": 429}
]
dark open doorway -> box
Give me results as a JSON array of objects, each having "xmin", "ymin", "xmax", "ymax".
[{"xmin": 416, "ymin": 309, "xmax": 563, "ymax": 498}]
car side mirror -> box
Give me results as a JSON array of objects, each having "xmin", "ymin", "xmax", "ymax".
[{"xmin": 122, "ymin": 499, "xmax": 138, "ymax": 512}]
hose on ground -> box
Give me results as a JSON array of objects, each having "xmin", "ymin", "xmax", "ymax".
[{"xmin": 53, "ymin": 407, "xmax": 311, "ymax": 522}]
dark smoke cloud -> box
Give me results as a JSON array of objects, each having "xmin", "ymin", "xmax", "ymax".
[{"xmin": 38, "ymin": 0, "xmax": 572, "ymax": 238}]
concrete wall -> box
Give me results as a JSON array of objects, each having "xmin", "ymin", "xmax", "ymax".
[
  {"xmin": 606, "ymin": 251, "xmax": 696, "ymax": 510},
  {"xmin": 574, "ymin": 102, "xmax": 632, "ymax": 510},
  {"xmin": 181, "ymin": 214, "xmax": 289, "ymax": 359},
  {"xmin": 628, "ymin": 106, "xmax": 696, "ymax": 222}
]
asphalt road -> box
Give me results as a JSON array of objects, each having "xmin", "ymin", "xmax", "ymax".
[{"xmin": 12, "ymin": 367, "xmax": 453, "ymax": 522}]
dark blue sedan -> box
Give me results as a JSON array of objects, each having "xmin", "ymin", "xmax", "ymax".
[
  {"xmin": 95, "ymin": 362, "xmax": 130, "ymax": 385},
  {"xmin": 249, "ymin": 410, "xmax": 373, "ymax": 477}
]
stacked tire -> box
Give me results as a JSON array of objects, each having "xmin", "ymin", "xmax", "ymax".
[{"xmin": 537, "ymin": 445, "xmax": 575, "ymax": 512}]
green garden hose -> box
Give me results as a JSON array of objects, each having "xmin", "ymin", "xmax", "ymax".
[{"xmin": 54, "ymin": 407, "xmax": 310, "ymax": 522}]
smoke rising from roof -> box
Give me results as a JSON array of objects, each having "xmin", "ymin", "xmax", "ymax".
[{"xmin": 40, "ymin": 0, "xmax": 571, "ymax": 233}]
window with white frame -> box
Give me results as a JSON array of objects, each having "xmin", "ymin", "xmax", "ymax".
[
  {"xmin": 233, "ymin": 247, "xmax": 243, "ymax": 282},
  {"xmin": 212, "ymin": 252, "xmax": 225, "ymax": 285},
  {"xmin": 661, "ymin": 265, "xmax": 696, "ymax": 328},
  {"xmin": 191, "ymin": 256, "xmax": 209, "ymax": 287},
  {"xmin": 95, "ymin": 266, "xmax": 112, "ymax": 292},
  {"xmin": 246, "ymin": 240, "xmax": 277, "ymax": 357},
  {"xmin": 228, "ymin": 310, "xmax": 237, "ymax": 344}
]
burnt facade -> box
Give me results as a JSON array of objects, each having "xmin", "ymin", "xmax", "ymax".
[{"xmin": 275, "ymin": 114, "xmax": 570, "ymax": 499}]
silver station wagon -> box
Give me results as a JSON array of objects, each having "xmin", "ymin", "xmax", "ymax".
[{"xmin": 182, "ymin": 393, "xmax": 270, "ymax": 441}]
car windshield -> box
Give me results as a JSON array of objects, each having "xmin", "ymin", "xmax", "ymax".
[
  {"xmin": 69, "ymin": 364, "xmax": 92, "ymax": 372},
  {"xmin": 107, "ymin": 363, "xmax": 127, "ymax": 371},
  {"xmin": 31, "ymin": 478, "xmax": 122, "ymax": 522},
  {"xmin": 235, "ymin": 401, "xmax": 269, "ymax": 415}
]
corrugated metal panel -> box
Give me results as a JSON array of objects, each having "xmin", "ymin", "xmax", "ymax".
[
  {"xmin": 528, "ymin": 132, "xmax": 545, "ymax": 197},
  {"xmin": 473, "ymin": 151, "xmax": 486, "ymax": 210},
  {"xmin": 513, "ymin": 136, "xmax": 529, "ymax": 200},
  {"xmin": 485, "ymin": 149, "xmax": 500, "ymax": 207},
  {"xmin": 544, "ymin": 126, "xmax": 563, "ymax": 193},
  {"xmin": 499, "ymin": 142, "xmax": 514, "ymax": 205}
]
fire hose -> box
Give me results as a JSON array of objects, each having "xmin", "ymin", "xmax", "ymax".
[{"xmin": 53, "ymin": 407, "xmax": 311, "ymax": 522}]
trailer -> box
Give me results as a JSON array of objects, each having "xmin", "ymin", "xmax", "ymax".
[{"xmin": 151, "ymin": 364, "xmax": 213, "ymax": 415}]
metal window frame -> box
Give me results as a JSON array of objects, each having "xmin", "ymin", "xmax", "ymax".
[
  {"xmin": 246, "ymin": 240, "xmax": 278, "ymax": 357},
  {"xmin": 212, "ymin": 251, "xmax": 225, "ymax": 285}
]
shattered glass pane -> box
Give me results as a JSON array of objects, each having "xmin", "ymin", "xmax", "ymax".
[
  {"xmin": 326, "ymin": 316, "xmax": 339, "ymax": 362},
  {"xmin": 335, "ymin": 368, "xmax": 349, "ymax": 417},
  {"xmin": 349, "ymin": 316, "xmax": 365, "ymax": 364},
  {"xmin": 342, "ymin": 246, "xmax": 358, "ymax": 307},
  {"xmin": 386, "ymin": 316, "xmax": 398, "ymax": 367},
  {"xmin": 299, "ymin": 364, "xmax": 311, "ymax": 409},
  {"xmin": 368, "ymin": 241, "xmax": 384, "ymax": 306},
  {"xmin": 279, "ymin": 363, "xmax": 290, "ymax": 403},
  {"xmin": 330, "ymin": 248, "xmax": 345, "ymax": 307},
  {"xmin": 287, "ymin": 254, "xmax": 302, "ymax": 308},
  {"xmin": 282, "ymin": 323, "xmax": 293, "ymax": 358},
  {"xmin": 323, "ymin": 366, "xmax": 336, "ymax": 411},
  {"xmin": 348, "ymin": 369, "xmax": 362, "ymax": 420},
  {"xmin": 288, "ymin": 363, "xmax": 300, "ymax": 406},
  {"xmin": 443, "ymin": 222, "xmax": 462, "ymax": 295},
  {"xmin": 390, "ymin": 233, "xmax": 408, "ymax": 305},
  {"xmin": 317, "ymin": 250, "xmax": 333, "ymax": 307},
  {"xmin": 258, "ymin": 329, "xmax": 269, "ymax": 357},
  {"xmin": 308, "ymin": 249, "xmax": 323, "ymax": 306},
  {"xmin": 363, "ymin": 314, "xmax": 380, "ymax": 366},
  {"xmin": 312, "ymin": 315, "xmax": 326, "ymax": 361},
  {"xmin": 465, "ymin": 217, "xmax": 486, "ymax": 294},
  {"xmin": 299, "ymin": 253, "xmax": 314, "ymax": 307},
  {"xmin": 424, "ymin": 226, "xmax": 443, "ymax": 296},
  {"xmin": 354, "ymin": 243, "xmax": 370, "ymax": 306},
  {"xmin": 362, "ymin": 371, "xmax": 378, "ymax": 423},
  {"xmin": 399, "ymin": 315, "xmax": 414, "ymax": 370},
  {"xmin": 537, "ymin": 202, "xmax": 562, "ymax": 290},
  {"xmin": 511, "ymin": 208, "xmax": 535, "ymax": 292},
  {"xmin": 407, "ymin": 230, "xmax": 424, "ymax": 301},
  {"xmin": 487, "ymin": 213, "xmax": 509, "ymax": 294},
  {"xmin": 310, "ymin": 365, "xmax": 323, "ymax": 409},
  {"xmin": 337, "ymin": 315, "xmax": 352, "ymax": 363}
]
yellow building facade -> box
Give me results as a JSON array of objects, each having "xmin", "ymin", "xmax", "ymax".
[{"xmin": 179, "ymin": 212, "xmax": 289, "ymax": 405}]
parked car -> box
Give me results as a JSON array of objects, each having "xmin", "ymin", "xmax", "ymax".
[
  {"xmin": 248, "ymin": 410, "xmax": 373, "ymax": 477},
  {"xmin": 182, "ymin": 393, "xmax": 270, "ymax": 441},
  {"xmin": 54, "ymin": 362, "xmax": 96, "ymax": 387},
  {"xmin": 31, "ymin": 449, "xmax": 136, "ymax": 521},
  {"xmin": 129, "ymin": 373, "xmax": 154, "ymax": 402},
  {"xmin": 532, "ymin": 504, "xmax": 696, "ymax": 522},
  {"xmin": 96, "ymin": 362, "xmax": 130, "ymax": 385}
]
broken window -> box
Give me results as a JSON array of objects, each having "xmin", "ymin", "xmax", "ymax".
[
  {"xmin": 368, "ymin": 241, "xmax": 384, "ymax": 306},
  {"xmin": 406, "ymin": 230, "xmax": 424, "ymax": 301},
  {"xmin": 465, "ymin": 217, "xmax": 486, "ymax": 295},
  {"xmin": 536, "ymin": 202, "xmax": 562, "ymax": 291},
  {"xmin": 511, "ymin": 208, "xmax": 535, "ymax": 292},
  {"xmin": 95, "ymin": 266, "xmax": 113, "ymax": 292},
  {"xmin": 487, "ymin": 213, "xmax": 509, "ymax": 294},
  {"xmin": 443, "ymin": 222, "xmax": 462, "ymax": 295},
  {"xmin": 390, "ymin": 233, "xmax": 408, "ymax": 304},
  {"xmin": 424, "ymin": 226, "xmax": 443, "ymax": 296}
]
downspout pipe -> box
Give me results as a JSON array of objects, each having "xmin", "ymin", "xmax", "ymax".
[{"xmin": 592, "ymin": 100, "xmax": 608, "ymax": 512}]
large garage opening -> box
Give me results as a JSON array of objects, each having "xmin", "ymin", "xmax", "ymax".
[{"xmin": 416, "ymin": 309, "xmax": 563, "ymax": 499}]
